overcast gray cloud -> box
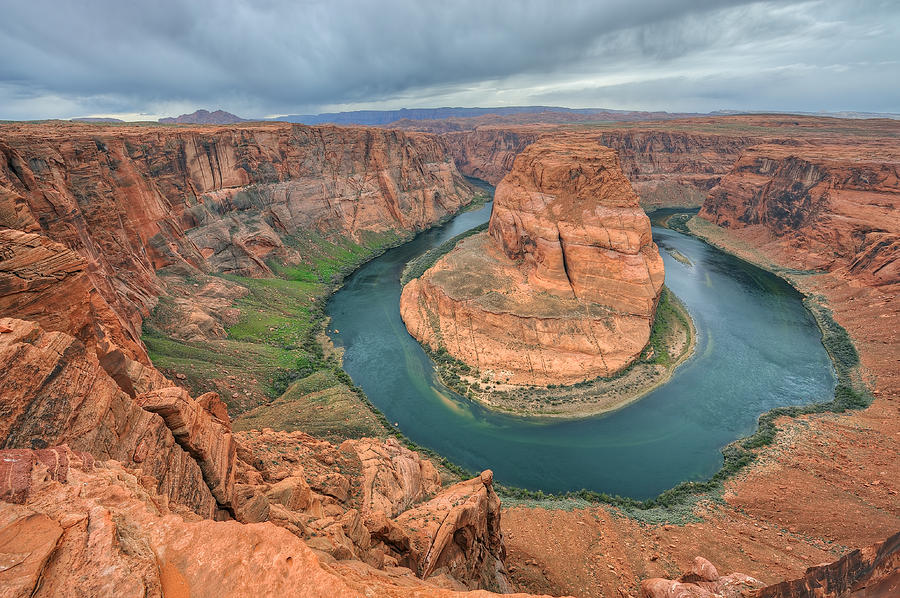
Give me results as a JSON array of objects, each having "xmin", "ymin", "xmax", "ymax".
[{"xmin": 0, "ymin": 0, "xmax": 897, "ymax": 120}]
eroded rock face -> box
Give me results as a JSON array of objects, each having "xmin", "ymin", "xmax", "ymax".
[
  {"xmin": 640, "ymin": 556, "xmax": 764, "ymax": 598},
  {"xmin": 442, "ymin": 128, "xmax": 539, "ymax": 185},
  {"xmin": 397, "ymin": 470, "xmax": 509, "ymax": 592},
  {"xmin": 488, "ymin": 138, "xmax": 664, "ymax": 313},
  {"xmin": 0, "ymin": 317, "xmax": 218, "ymax": 517},
  {"xmin": 401, "ymin": 139, "xmax": 664, "ymax": 385},
  {"xmin": 0, "ymin": 121, "xmax": 475, "ymax": 366},
  {"xmin": 0, "ymin": 449, "xmax": 546, "ymax": 598},
  {"xmin": 0, "ymin": 229, "xmax": 161, "ymax": 396},
  {"xmin": 640, "ymin": 535, "xmax": 900, "ymax": 598},
  {"xmin": 699, "ymin": 143, "xmax": 900, "ymax": 287},
  {"xmin": 748, "ymin": 531, "xmax": 900, "ymax": 598},
  {"xmin": 442, "ymin": 126, "xmax": 755, "ymax": 209}
]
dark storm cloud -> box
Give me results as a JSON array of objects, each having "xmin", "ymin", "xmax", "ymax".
[{"xmin": 0, "ymin": 0, "xmax": 897, "ymax": 119}]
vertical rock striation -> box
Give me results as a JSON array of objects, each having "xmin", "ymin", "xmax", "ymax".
[
  {"xmin": 699, "ymin": 143, "xmax": 900, "ymax": 287},
  {"xmin": 401, "ymin": 138, "xmax": 664, "ymax": 387}
]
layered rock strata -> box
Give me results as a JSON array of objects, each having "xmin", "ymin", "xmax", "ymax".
[
  {"xmin": 0, "ymin": 121, "xmax": 531, "ymax": 594},
  {"xmin": 401, "ymin": 139, "xmax": 664, "ymax": 386},
  {"xmin": 0, "ymin": 121, "xmax": 475, "ymax": 368},
  {"xmin": 440, "ymin": 125, "xmax": 755, "ymax": 208},
  {"xmin": 640, "ymin": 534, "xmax": 900, "ymax": 598},
  {"xmin": 0, "ymin": 446, "xmax": 544, "ymax": 597},
  {"xmin": 699, "ymin": 142, "xmax": 900, "ymax": 287}
]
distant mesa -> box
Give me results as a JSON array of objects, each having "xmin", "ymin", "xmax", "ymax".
[
  {"xmin": 400, "ymin": 138, "xmax": 665, "ymax": 389},
  {"xmin": 159, "ymin": 109, "xmax": 246, "ymax": 125}
]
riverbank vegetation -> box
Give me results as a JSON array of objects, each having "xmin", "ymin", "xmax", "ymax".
[
  {"xmin": 400, "ymin": 222, "xmax": 488, "ymax": 285},
  {"xmin": 419, "ymin": 286, "xmax": 695, "ymax": 419},
  {"xmin": 492, "ymin": 214, "xmax": 873, "ymax": 523},
  {"xmin": 143, "ymin": 228, "xmax": 405, "ymax": 442}
]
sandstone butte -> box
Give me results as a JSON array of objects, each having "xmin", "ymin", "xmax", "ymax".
[
  {"xmin": 1, "ymin": 117, "xmax": 899, "ymax": 597},
  {"xmin": 401, "ymin": 138, "xmax": 664, "ymax": 387}
]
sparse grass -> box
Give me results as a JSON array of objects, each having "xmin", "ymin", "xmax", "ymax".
[
  {"xmin": 143, "ymin": 227, "xmax": 406, "ymax": 438},
  {"xmin": 400, "ymin": 222, "xmax": 488, "ymax": 285},
  {"xmin": 233, "ymin": 370, "xmax": 386, "ymax": 441}
]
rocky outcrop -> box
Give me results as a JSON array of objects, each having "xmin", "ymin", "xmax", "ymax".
[
  {"xmin": 401, "ymin": 138, "xmax": 664, "ymax": 386},
  {"xmin": 342, "ymin": 436, "xmax": 443, "ymax": 517},
  {"xmin": 397, "ymin": 470, "xmax": 509, "ymax": 592},
  {"xmin": 749, "ymin": 530, "xmax": 900, "ymax": 598},
  {"xmin": 640, "ymin": 533, "xmax": 900, "ymax": 598},
  {"xmin": 441, "ymin": 128, "xmax": 539, "ymax": 185},
  {"xmin": 441, "ymin": 126, "xmax": 754, "ymax": 209},
  {"xmin": 595, "ymin": 130, "xmax": 754, "ymax": 209},
  {"xmin": 0, "ymin": 317, "xmax": 219, "ymax": 517},
  {"xmin": 0, "ymin": 447, "xmax": 547, "ymax": 598},
  {"xmin": 488, "ymin": 138, "xmax": 665, "ymax": 312},
  {"xmin": 699, "ymin": 143, "xmax": 900, "ymax": 287},
  {"xmin": 231, "ymin": 428, "xmax": 503, "ymax": 585},
  {"xmin": 640, "ymin": 556, "xmax": 764, "ymax": 598},
  {"xmin": 137, "ymin": 387, "xmax": 237, "ymax": 509},
  {"xmin": 0, "ymin": 229, "xmax": 166, "ymax": 396},
  {"xmin": 0, "ymin": 121, "xmax": 475, "ymax": 367}
]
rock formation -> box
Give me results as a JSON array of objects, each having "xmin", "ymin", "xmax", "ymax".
[
  {"xmin": 640, "ymin": 556, "xmax": 764, "ymax": 598},
  {"xmin": 699, "ymin": 142, "xmax": 900, "ymax": 287},
  {"xmin": 401, "ymin": 138, "xmax": 664, "ymax": 386},
  {"xmin": 0, "ymin": 121, "xmax": 535, "ymax": 595},
  {"xmin": 440, "ymin": 125, "xmax": 755, "ymax": 209},
  {"xmin": 0, "ymin": 121, "xmax": 475, "ymax": 369},
  {"xmin": 0, "ymin": 312, "xmax": 522, "ymax": 592},
  {"xmin": 749, "ymin": 530, "xmax": 900, "ymax": 598},
  {"xmin": 441, "ymin": 128, "xmax": 540, "ymax": 185},
  {"xmin": 0, "ymin": 446, "xmax": 546, "ymax": 598},
  {"xmin": 2, "ymin": 116, "xmax": 899, "ymax": 598},
  {"xmin": 0, "ymin": 317, "xmax": 220, "ymax": 517},
  {"xmin": 640, "ymin": 533, "xmax": 900, "ymax": 598}
]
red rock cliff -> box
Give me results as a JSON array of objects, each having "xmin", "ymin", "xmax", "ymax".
[
  {"xmin": 699, "ymin": 142, "xmax": 900, "ymax": 287},
  {"xmin": 401, "ymin": 138, "xmax": 664, "ymax": 387},
  {"xmin": 441, "ymin": 126, "xmax": 755, "ymax": 209},
  {"xmin": 0, "ymin": 121, "xmax": 475, "ymax": 367}
]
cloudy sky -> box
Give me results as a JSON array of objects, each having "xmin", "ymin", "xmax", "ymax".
[{"xmin": 1, "ymin": 0, "xmax": 897, "ymax": 120}]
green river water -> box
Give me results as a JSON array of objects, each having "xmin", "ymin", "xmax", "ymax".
[{"xmin": 326, "ymin": 201, "xmax": 835, "ymax": 499}]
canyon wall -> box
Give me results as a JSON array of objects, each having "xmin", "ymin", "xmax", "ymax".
[
  {"xmin": 441, "ymin": 128, "xmax": 539, "ymax": 185},
  {"xmin": 699, "ymin": 142, "xmax": 900, "ymax": 287},
  {"xmin": 440, "ymin": 126, "xmax": 755, "ymax": 209},
  {"xmin": 0, "ymin": 122, "xmax": 537, "ymax": 595},
  {"xmin": 401, "ymin": 138, "xmax": 664, "ymax": 386},
  {"xmin": 0, "ymin": 122, "xmax": 475, "ymax": 367},
  {"xmin": 641, "ymin": 533, "xmax": 900, "ymax": 598}
]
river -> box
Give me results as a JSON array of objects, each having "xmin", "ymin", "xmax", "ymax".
[{"xmin": 326, "ymin": 201, "xmax": 835, "ymax": 499}]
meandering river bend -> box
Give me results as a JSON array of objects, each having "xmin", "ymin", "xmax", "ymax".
[{"xmin": 326, "ymin": 201, "xmax": 835, "ymax": 499}]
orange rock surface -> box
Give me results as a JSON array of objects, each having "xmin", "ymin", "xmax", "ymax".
[
  {"xmin": 699, "ymin": 142, "xmax": 900, "ymax": 287},
  {"xmin": 0, "ymin": 121, "xmax": 476, "ymax": 366},
  {"xmin": 0, "ymin": 447, "xmax": 552, "ymax": 598},
  {"xmin": 2, "ymin": 116, "xmax": 900, "ymax": 597},
  {"xmin": 401, "ymin": 138, "xmax": 664, "ymax": 385},
  {"xmin": 498, "ymin": 121, "xmax": 900, "ymax": 598},
  {"xmin": 442, "ymin": 126, "xmax": 753, "ymax": 209},
  {"xmin": 638, "ymin": 534, "xmax": 900, "ymax": 598}
]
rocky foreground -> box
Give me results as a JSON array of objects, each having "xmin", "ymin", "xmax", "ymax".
[{"xmin": 401, "ymin": 138, "xmax": 664, "ymax": 389}]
